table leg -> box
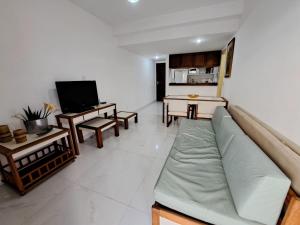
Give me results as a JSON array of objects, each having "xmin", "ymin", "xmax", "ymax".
[
  {"xmin": 166, "ymin": 104, "xmax": 171, "ymax": 127},
  {"xmin": 67, "ymin": 131, "xmax": 76, "ymax": 157},
  {"xmin": 68, "ymin": 118, "xmax": 80, "ymax": 155},
  {"xmin": 113, "ymin": 108, "xmax": 118, "ymax": 120},
  {"xmin": 124, "ymin": 119, "xmax": 129, "ymax": 129},
  {"xmin": 162, "ymin": 103, "xmax": 165, "ymax": 123},
  {"xmin": 0, "ymin": 160, "xmax": 5, "ymax": 182},
  {"xmin": 76, "ymin": 127, "xmax": 84, "ymax": 143},
  {"xmin": 6, "ymin": 155, "xmax": 24, "ymax": 194},
  {"xmin": 56, "ymin": 117, "xmax": 67, "ymax": 147},
  {"xmin": 96, "ymin": 130, "xmax": 103, "ymax": 148},
  {"xmin": 114, "ymin": 123, "xmax": 120, "ymax": 137},
  {"xmin": 134, "ymin": 114, "xmax": 138, "ymax": 123}
]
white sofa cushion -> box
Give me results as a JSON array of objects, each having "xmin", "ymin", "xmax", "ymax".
[{"xmin": 222, "ymin": 135, "xmax": 291, "ymax": 225}]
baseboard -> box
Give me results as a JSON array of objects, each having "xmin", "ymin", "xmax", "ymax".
[
  {"xmin": 77, "ymin": 100, "xmax": 155, "ymax": 140},
  {"xmin": 134, "ymin": 100, "xmax": 156, "ymax": 112}
]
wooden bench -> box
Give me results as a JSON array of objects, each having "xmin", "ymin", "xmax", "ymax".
[
  {"xmin": 116, "ymin": 111, "xmax": 138, "ymax": 129},
  {"xmin": 76, "ymin": 117, "xmax": 119, "ymax": 148}
]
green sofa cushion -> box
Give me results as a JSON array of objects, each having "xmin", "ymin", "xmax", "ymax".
[
  {"xmin": 223, "ymin": 135, "xmax": 291, "ymax": 225},
  {"xmin": 215, "ymin": 118, "xmax": 245, "ymax": 157},
  {"xmin": 175, "ymin": 119, "xmax": 217, "ymax": 150},
  {"xmin": 154, "ymin": 119, "xmax": 262, "ymax": 225},
  {"xmin": 212, "ymin": 106, "xmax": 231, "ymax": 133}
]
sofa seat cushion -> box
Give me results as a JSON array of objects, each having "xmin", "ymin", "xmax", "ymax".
[
  {"xmin": 154, "ymin": 119, "xmax": 262, "ymax": 225},
  {"xmin": 179, "ymin": 119, "xmax": 215, "ymax": 138},
  {"xmin": 223, "ymin": 135, "xmax": 291, "ymax": 225},
  {"xmin": 175, "ymin": 119, "xmax": 217, "ymax": 151}
]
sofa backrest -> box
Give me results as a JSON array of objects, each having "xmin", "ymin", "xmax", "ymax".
[
  {"xmin": 236, "ymin": 106, "xmax": 300, "ymax": 156},
  {"xmin": 223, "ymin": 135, "xmax": 291, "ymax": 225},
  {"xmin": 211, "ymin": 106, "xmax": 231, "ymax": 132},
  {"xmin": 215, "ymin": 118, "xmax": 245, "ymax": 156},
  {"xmin": 228, "ymin": 105, "xmax": 300, "ymax": 196}
]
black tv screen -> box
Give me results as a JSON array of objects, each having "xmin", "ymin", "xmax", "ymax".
[{"xmin": 56, "ymin": 81, "xmax": 99, "ymax": 113}]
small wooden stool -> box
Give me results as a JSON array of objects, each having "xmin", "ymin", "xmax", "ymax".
[
  {"xmin": 76, "ymin": 117, "xmax": 119, "ymax": 148},
  {"xmin": 116, "ymin": 111, "xmax": 138, "ymax": 129}
]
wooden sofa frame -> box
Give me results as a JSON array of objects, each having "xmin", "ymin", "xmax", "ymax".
[{"xmin": 152, "ymin": 188, "xmax": 300, "ymax": 225}]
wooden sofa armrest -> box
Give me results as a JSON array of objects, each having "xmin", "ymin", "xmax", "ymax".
[
  {"xmin": 153, "ymin": 189, "xmax": 300, "ymax": 225},
  {"xmin": 281, "ymin": 190, "xmax": 300, "ymax": 225},
  {"xmin": 152, "ymin": 203, "xmax": 209, "ymax": 225}
]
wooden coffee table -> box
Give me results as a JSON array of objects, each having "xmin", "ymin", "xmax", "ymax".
[{"xmin": 76, "ymin": 117, "xmax": 119, "ymax": 148}]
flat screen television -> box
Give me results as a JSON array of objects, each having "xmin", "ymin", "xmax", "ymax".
[{"xmin": 55, "ymin": 81, "xmax": 99, "ymax": 113}]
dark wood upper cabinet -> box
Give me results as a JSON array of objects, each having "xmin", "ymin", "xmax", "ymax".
[
  {"xmin": 206, "ymin": 51, "xmax": 221, "ymax": 68},
  {"xmin": 194, "ymin": 53, "xmax": 205, "ymax": 67},
  {"xmin": 169, "ymin": 51, "xmax": 221, "ymax": 69},
  {"xmin": 181, "ymin": 53, "xmax": 195, "ymax": 68},
  {"xmin": 169, "ymin": 54, "xmax": 182, "ymax": 68}
]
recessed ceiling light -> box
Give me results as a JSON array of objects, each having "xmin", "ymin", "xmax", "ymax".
[
  {"xmin": 196, "ymin": 39, "xmax": 203, "ymax": 44},
  {"xmin": 128, "ymin": 0, "xmax": 139, "ymax": 3}
]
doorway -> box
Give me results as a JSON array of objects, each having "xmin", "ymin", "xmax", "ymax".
[{"xmin": 156, "ymin": 63, "xmax": 166, "ymax": 101}]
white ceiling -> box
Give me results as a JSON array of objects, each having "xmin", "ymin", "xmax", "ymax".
[
  {"xmin": 123, "ymin": 33, "xmax": 234, "ymax": 59},
  {"xmin": 70, "ymin": 0, "xmax": 236, "ymax": 26},
  {"xmin": 69, "ymin": 0, "xmax": 245, "ymax": 59}
]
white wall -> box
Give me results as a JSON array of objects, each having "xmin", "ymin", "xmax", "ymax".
[
  {"xmin": 223, "ymin": 0, "xmax": 300, "ymax": 145},
  {"xmin": 0, "ymin": 0, "xmax": 155, "ymax": 126},
  {"xmin": 165, "ymin": 55, "xmax": 218, "ymax": 96}
]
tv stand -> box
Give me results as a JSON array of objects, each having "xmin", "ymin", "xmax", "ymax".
[
  {"xmin": 72, "ymin": 106, "xmax": 94, "ymax": 113},
  {"xmin": 56, "ymin": 103, "xmax": 117, "ymax": 155}
]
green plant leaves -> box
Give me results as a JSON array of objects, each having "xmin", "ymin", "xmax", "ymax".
[{"xmin": 22, "ymin": 106, "xmax": 50, "ymax": 121}]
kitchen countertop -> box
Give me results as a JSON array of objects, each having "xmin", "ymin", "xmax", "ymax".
[{"xmin": 168, "ymin": 83, "xmax": 218, "ymax": 86}]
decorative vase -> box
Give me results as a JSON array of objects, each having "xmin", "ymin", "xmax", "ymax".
[{"xmin": 24, "ymin": 118, "xmax": 48, "ymax": 134}]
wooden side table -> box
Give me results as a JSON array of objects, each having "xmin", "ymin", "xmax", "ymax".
[
  {"xmin": 116, "ymin": 111, "xmax": 138, "ymax": 129},
  {"xmin": 0, "ymin": 127, "xmax": 75, "ymax": 195}
]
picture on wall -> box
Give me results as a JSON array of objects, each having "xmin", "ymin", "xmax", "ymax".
[{"xmin": 225, "ymin": 37, "xmax": 235, "ymax": 78}]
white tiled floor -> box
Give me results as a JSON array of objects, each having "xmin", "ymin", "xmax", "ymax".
[{"xmin": 0, "ymin": 102, "xmax": 179, "ymax": 225}]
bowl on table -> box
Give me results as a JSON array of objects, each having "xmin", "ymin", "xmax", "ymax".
[{"xmin": 188, "ymin": 94, "xmax": 200, "ymax": 99}]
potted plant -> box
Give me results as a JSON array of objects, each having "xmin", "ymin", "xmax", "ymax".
[{"xmin": 14, "ymin": 103, "xmax": 57, "ymax": 134}]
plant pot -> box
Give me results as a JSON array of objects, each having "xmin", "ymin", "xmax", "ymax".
[{"xmin": 24, "ymin": 118, "xmax": 49, "ymax": 134}]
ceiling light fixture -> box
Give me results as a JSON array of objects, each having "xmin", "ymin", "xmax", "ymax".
[
  {"xmin": 196, "ymin": 39, "xmax": 203, "ymax": 44},
  {"xmin": 155, "ymin": 56, "xmax": 159, "ymax": 60},
  {"xmin": 128, "ymin": 0, "xmax": 139, "ymax": 3}
]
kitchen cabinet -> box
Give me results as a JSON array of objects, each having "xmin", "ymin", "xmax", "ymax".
[
  {"xmin": 181, "ymin": 53, "xmax": 195, "ymax": 68},
  {"xmin": 194, "ymin": 54, "xmax": 206, "ymax": 67},
  {"xmin": 169, "ymin": 51, "xmax": 221, "ymax": 69},
  {"xmin": 206, "ymin": 51, "xmax": 221, "ymax": 68},
  {"xmin": 169, "ymin": 54, "xmax": 182, "ymax": 68}
]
